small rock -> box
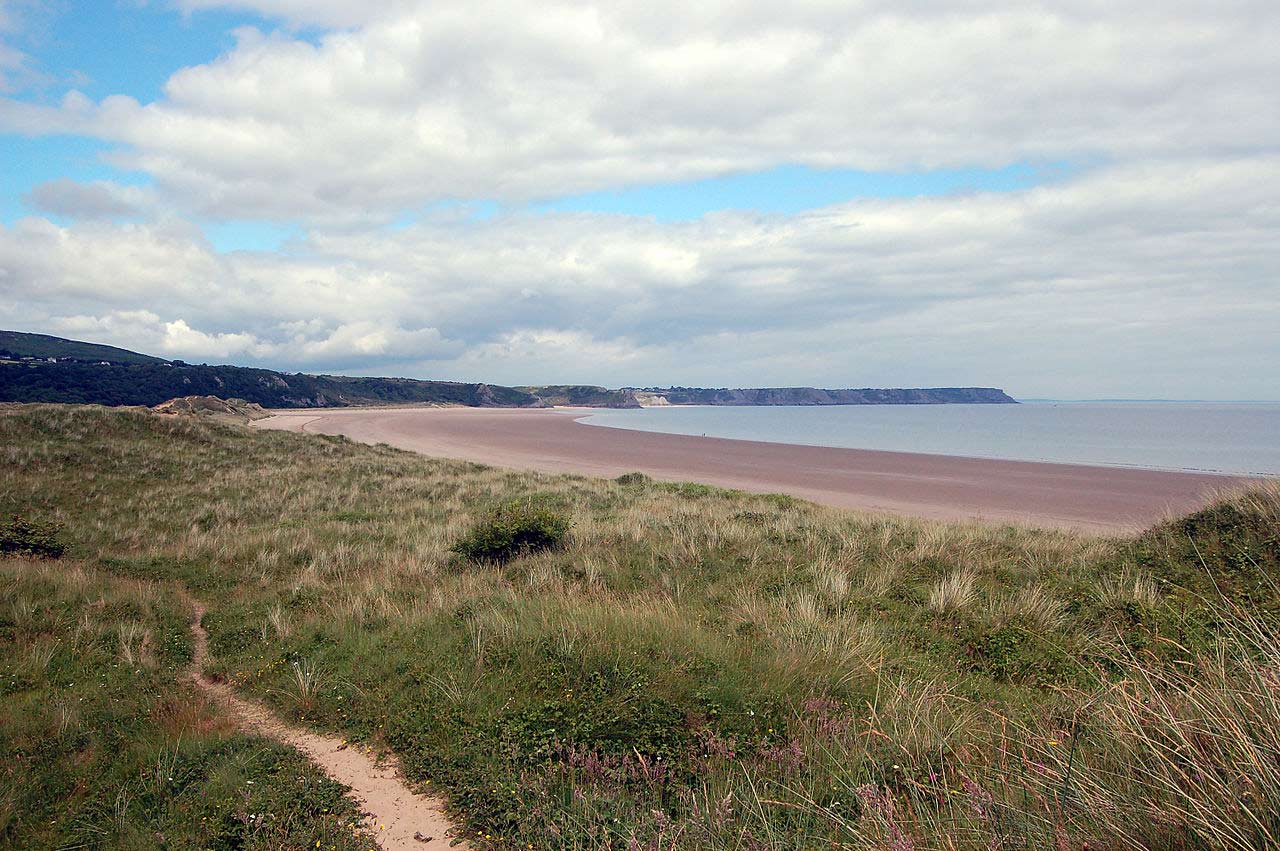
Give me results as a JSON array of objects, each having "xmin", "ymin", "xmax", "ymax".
[{"xmin": 414, "ymin": 832, "xmax": 433, "ymax": 843}]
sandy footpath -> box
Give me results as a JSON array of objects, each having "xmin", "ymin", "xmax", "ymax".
[
  {"xmin": 185, "ymin": 596, "xmax": 466, "ymax": 850},
  {"xmin": 255, "ymin": 406, "xmax": 1247, "ymax": 533}
]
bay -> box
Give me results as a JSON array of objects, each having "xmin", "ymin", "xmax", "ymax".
[{"xmin": 580, "ymin": 401, "xmax": 1280, "ymax": 476}]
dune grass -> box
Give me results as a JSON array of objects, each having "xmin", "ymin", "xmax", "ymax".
[
  {"xmin": 0, "ymin": 557, "xmax": 375, "ymax": 849},
  {"xmin": 1, "ymin": 403, "xmax": 1277, "ymax": 849}
]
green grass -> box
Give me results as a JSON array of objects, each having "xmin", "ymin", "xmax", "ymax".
[
  {"xmin": 0, "ymin": 559, "xmax": 374, "ymax": 849},
  {"xmin": 1, "ymin": 403, "xmax": 1278, "ymax": 849}
]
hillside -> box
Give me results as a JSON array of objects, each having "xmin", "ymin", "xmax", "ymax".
[
  {"xmin": 0, "ymin": 329, "xmax": 167, "ymax": 365},
  {"xmin": 0, "ymin": 331, "xmax": 552, "ymax": 409},
  {"xmin": 0, "ymin": 359, "xmax": 544, "ymax": 408},
  {"xmin": 515, "ymin": 384, "xmax": 641, "ymax": 408},
  {"xmin": 0, "ymin": 331, "xmax": 1018, "ymax": 410},
  {"xmin": 2, "ymin": 403, "xmax": 1277, "ymax": 849}
]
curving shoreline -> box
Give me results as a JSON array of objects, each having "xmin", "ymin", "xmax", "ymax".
[{"xmin": 254, "ymin": 406, "xmax": 1248, "ymax": 533}]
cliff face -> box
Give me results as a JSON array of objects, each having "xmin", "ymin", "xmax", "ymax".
[
  {"xmin": 634, "ymin": 387, "xmax": 1017, "ymax": 406},
  {"xmin": 518, "ymin": 385, "xmax": 642, "ymax": 408}
]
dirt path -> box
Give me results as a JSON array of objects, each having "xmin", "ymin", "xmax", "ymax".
[{"xmin": 185, "ymin": 598, "xmax": 467, "ymax": 850}]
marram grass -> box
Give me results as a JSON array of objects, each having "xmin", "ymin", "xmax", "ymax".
[{"xmin": 1, "ymin": 403, "xmax": 1278, "ymax": 849}]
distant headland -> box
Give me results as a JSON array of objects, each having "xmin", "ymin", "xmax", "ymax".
[
  {"xmin": 626, "ymin": 386, "xmax": 1016, "ymax": 406},
  {"xmin": 0, "ymin": 330, "xmax": 1016, "ymax": 409}
]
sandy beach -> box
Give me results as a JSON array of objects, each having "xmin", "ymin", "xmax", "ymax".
[{"xmin": 254, "ymin": 406, "xmax": 1245, "ymax": 533}]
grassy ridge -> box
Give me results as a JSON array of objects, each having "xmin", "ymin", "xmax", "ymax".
[
  {"xmin": 2, "ymin": 404, "xmax": 1278, "ymax": 849},
  {"xmin": 0, "ymin": 330, "xmax": 167, "ymax": 365}
]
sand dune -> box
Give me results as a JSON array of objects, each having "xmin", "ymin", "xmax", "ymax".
[{"xmin": 255, "ymin": 406, "xmax": 1244, "ymax": 533}]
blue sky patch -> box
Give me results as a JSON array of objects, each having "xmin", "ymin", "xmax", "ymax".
[
  {"xmin": 8, "ymin": 2, "xmax": 264, "ymax": 104},
  {"xmin": 0, "ymin": 134, "xmax": 149, "ymax": 223},
  {"xmin": 202, "ymin": 220, "xmax": 302, "ymax": 254}
]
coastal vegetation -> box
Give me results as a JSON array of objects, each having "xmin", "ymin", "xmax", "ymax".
[
  {"xmin": 2, "ymin": 403, "xmax": 1278, "ymax": 849},
  {"xmin": 1, "ymin": 330, "xmax": 1015, "ymax": 411},
  {"xmin": 0, "ymin": 515, "xmax": 66, "ymax": 558},
  {"xmin": 0, "ymin": 329, "xmax": 548, "ymax": 409},
  {"xmin": 452, "ymin": 502, "xmax": 572, "ymax": 563},
  {"xmin": 515, "ymin": 385, "xmax": 642, "ymax": 408},
  {"xmin": 0, "ymin": 359, "xmax": 544, "ymax": 409}
]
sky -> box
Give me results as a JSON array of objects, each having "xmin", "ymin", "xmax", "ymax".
[{"xmin": 1, "ymin": 1, "xmax": 1277, "ymax": 399}]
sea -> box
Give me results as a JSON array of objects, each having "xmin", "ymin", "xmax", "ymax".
[{"xmin": 579, "ymin": 401, "xmax": 1280, "ymax": 476}]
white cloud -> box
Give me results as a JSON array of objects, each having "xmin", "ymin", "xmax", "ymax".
[
  {"xmin": 1, "ymin": 2, "xmax": 1276, "ymax": 397},
  {"xmin": 0, "ymin": 0, "xmax": 29, "ymax": 93},
  {"xmin": 48, "ymin": 310, "xmax": 457, "ymax": 365},
  {"xmin": 52, "ymin": 310, "xmax": 264, "ymax": 359},
  {"xmin": 5, "ymin": 1, "xmax": 1277, "ymax": 222},
  {"xmin": 173, "ymin": 0, "xmax": 414, "ymax": 28},
  {"xmin": 23, "ymin": 179, "xmax": 157, "ymax": 219},
  {"xmin": 4, "ymin": 157, "xmax": 1277, "ymax": 397}
]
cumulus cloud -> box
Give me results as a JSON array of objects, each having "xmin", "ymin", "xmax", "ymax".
[
  {"xmin": 4, "ymin": 157, "xmax": 1277, "ymax": 397},
  {"xmin": 0, "ymin": 1, "xmax": 30, "ymax": 94},
  {"xmin": 2, "ymin": 1, "xmax": 1276, "ymax": 398},
  {"xmin": 47, "ymin": 310, "xmax": 458, "ymax": 366},
  {"xmin": 51, "ymin": 310, "xmax": 262, "ymax": 359},
  {"xmin": 5, "ymin": 1, "xmax": 1277, "ymax": 221},
  {"xmin": 23, "ymin": 179, "xmax": 157, "ymax": 220}
]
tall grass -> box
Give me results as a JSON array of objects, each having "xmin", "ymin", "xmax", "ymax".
[
  {"xmin": 0, "ymin": 557, "xmax": 373, "ymax": 848},
  {"xmin": 1, "ymin": 404, "xmax": 1276, "ymax": 849}
]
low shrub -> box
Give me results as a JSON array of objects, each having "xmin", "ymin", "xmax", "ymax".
[
  {"xmin": 451, "ymin": 503, "xmax": 571, "ymax": 563},
  {"xmin": 614, "ymin": 471, "xmax": 652, "ymax": 486},
  {"xmin": 0, "ymin": 515, "xmax": 65, "ymax": 558},
  {"xmin": 663, "ymin": 481, "xmax": 716, "ymax": 499}
]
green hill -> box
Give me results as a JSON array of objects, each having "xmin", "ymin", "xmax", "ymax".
[
  {"xmin": 515, "ymin": 384, "xmax": 641, "ymax": 407},
  {"xmin": 0, "ymin": 330, "xmax": 547, "ymax": 408},
  {"xmin": 0, "ymin": 359, "xmax": 544, "ymax": 408},
  {"xmin": 0, "ymin": 330, "xmax": 168, "ymax": 365}
]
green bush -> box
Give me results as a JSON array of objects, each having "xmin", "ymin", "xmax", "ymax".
[
  {"xmin": 0, "ymin": 515, "xmax": 65, "ymax": 558},
  {"xmin": 614, "ymin": 471, "xmax": 652, "ymax": 486},
  {"xmin": 451, "ymin": 503, "xmax": 570, "ymax": 563}
]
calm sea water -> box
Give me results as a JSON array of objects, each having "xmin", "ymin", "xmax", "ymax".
[{"xmin": 580, "ymin": 402, "xmax": 1280, "ymax": 476}]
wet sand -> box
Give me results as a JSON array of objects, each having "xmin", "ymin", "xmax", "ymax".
[{"xmin": 254, "ymin": 406, "xmax": 1247, "ymax": 533}]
